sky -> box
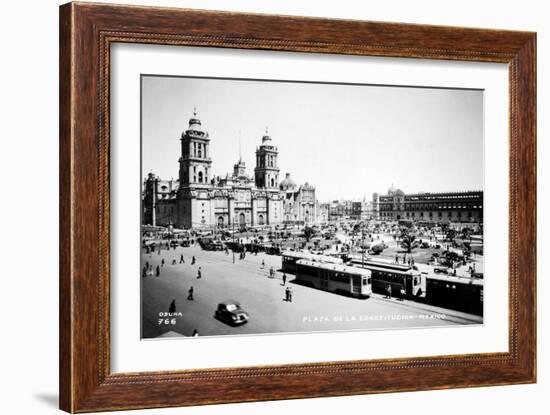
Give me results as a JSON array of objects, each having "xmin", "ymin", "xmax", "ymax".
[{"xmin": 141, "ymin": 75, "xmax": 483, "ymax": 203}]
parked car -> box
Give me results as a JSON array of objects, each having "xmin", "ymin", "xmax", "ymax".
[
  {"xmin": 433, "ymin": 265, "xmax": 449, "ymax": 274},
  {"xmin": 215, "ymin": 300, "xmax": 249, "ymax": 325}
]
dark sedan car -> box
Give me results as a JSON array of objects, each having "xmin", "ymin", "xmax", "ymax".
[{"xmin": 215, "ymin": 300, "xmax": 249, "ymax": 325}]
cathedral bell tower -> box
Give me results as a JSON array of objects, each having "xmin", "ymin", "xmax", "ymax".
[
  {"xmin": 178, "ymin": 108, "xmax": 212, "ymax": 187},
  {"xmin": 254, "ymin": 129, "xmax": 279, "ymax": 190}
]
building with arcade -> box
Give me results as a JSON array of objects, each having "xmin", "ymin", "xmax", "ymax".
[{"xmin": 372, "ymin": 185, "xmax": 483, "ymax": 226}]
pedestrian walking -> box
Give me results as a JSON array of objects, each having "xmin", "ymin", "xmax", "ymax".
[
  {"xmin": 395, "ymin": 254, "xmax": 399, "ymax": 263},
  {"xmin": 142, "ymin": 266, "xmax": 147, "ymax": 278},
  {"xmin": 197, "ymin": 267, "xmax": 202, "ymax": 279},
  {"xmin": 180, "ymin": 254, "xmax": 185, "ymax": 264},
  {"xmin": 187, "ymin": 286, "xmax": 194, "ymax": 300},
  {"xmin": 399, "ymin": 287, "xmax": 405, "ymax": 301},
  {"xmin": 168, "ymin": 299, "xmax": 176, "ymax": 313},
  {"xmin": 261, "ymin": 259, "xmax": 265, "ymax": 269},
  {"xmin": 172, "ymin": 258, "xmax": 176, "ymax": 265},
  {"xmin": 285, "ymin": 286, "xmax": 291, "ymax": 302},
  {"xmin": 161, "ymin": 258, "xmax": 165, "ymax": 267},
  {"xmin": 385, "ymin": 283, "xmax": 392, "ymax": 299},
  {"xmin": 282, "ymin": 273, "xmax": 287, "ymax": 286},
  {"xmin": 269, "ymin": 267, "xmax": 274, "ymax": 278},
  {"xmin": 155, "ymin": 265, "xmax": 160, "ymax": 277},
  {"xmin": 191, "ymin": 256, "xmax": 196, "ymax": 265},
  {"xmin": 288, "ymin": 286, "xmax": 293, "ymax": 302}
]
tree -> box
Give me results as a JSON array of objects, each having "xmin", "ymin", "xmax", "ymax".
[
  {"xmin": 446, "ymin": 229, "xmax": 457, "ymax": 242},
  {"xmin": 461, "ymin": 227, "xmax": 472, "ymax": 240},
  {"xmin": 400, "ymin": 229, "xmax": 416, "ymax": 253},
  {"xmin": 303, "ymin": 226, "xmax": 316, "ymax": 242}
]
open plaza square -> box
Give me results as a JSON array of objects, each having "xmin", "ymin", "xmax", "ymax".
[{"xmin": 141, "ymin": 230, "xmax": 483, "ymax": 339}]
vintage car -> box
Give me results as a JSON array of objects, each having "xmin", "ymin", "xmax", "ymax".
[
  {"xmin": 433, "ymin": 265, "xmax": 449, "ymax": 274},
  {"xmin": 215, "ymin": 300, "xmax": 249, "ymax": 325}
]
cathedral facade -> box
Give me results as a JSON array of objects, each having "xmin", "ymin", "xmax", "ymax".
[{"xmin": 142, "ymin": 111, "xmax": 317, "ymax": 229}]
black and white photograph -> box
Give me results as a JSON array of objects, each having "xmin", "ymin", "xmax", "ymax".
[{"xmin": 140, "ymin": 75, "xmax": 485, "ymax": 339}]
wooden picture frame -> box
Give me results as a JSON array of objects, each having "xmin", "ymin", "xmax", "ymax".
[{"xmin": 59, "ymin": 2, "xmax": 536, "ymax": 412}]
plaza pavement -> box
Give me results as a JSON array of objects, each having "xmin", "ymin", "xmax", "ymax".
[{"xmin": 141, "ymin": 245, "xmax": 482, "ymax": 339}]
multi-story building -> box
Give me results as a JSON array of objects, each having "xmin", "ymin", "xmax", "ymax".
[
  {"xmin": 372, "ymin": 185, "xmax": 483, "ymax": 225},
  {"xmin": 317, "ymin": 203, "xmax": 330, "ymax": 223},
  {"xmin": 279, "ymin": 173, "xmax": 317, "ymax": 225},
  {"xmin": 142, "ymin": 110, "xmax": 317, "ymax": 229},
  {"xmin": 325, "ymin": 199, "xmax": 369, "ymax": 221}
]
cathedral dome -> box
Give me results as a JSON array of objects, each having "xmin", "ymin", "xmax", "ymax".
[
  {"xmin": 388, "ymin": 184, "xmax": 404, "ymax": 196},
  {"xmin": 279, "ymin": 173, "xmax": 297, "ymax": 191},
  {"xmin": 301, "ymin": 182, "xmax": 315, "ymax": 191}
]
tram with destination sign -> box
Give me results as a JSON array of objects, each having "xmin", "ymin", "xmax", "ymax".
[
  {"xmin": 294, "ymin": 259, "xmax": 372, "ymax": 298},
  {"xmin": 347, "ymin": 257, "xmax": 483, "ymax": 315},
  {"xmin": 347, "ymin": 258, "xmax": 425, "ymax": 298}
]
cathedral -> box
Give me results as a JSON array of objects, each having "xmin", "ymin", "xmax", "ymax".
[{"xmin": 142, "ymin": 110, "xmax": 318, "ymax": 229}]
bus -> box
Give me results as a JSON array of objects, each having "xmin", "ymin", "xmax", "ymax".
[
  {"xmin": 281, "ymin": 251, "xmax": 343, "ymax": 273},
  {"xmin": 347, "ymin": 258, "xmax": 425, "ymax": 298},
  {"xmin": 294, "ymin": 260, "xmax": 372, "ymax": 298}
]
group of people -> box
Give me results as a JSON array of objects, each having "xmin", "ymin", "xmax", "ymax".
[
  {"xmin": 385, "ymin": 283, "xmax": 406, "ymax": 301},
  {"xmin": 394, "ymin": 253, "xmax": 415, "ymax": 266},
  {"xmin": 142, "ymin": 254, "xmax": 200, "ymax": 279},
  {"xmin": 284, "ymin": 286, "xmax": 293, "ymax": 302},
  {"xmin": 142, "ymin": 261, "xmax": 160, "ymax": 278}
]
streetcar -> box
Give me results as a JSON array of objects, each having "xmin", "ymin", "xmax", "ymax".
[
  {"xmin": 294, "ymin": 259, "xmax": 372, "ymax": 298},
  {"xmin": 281, "ymin": 251, "xmax": 343, "ymax": 273},
  {"xmin": 347, "ymin": 258, "xmax": 425, "ymax": 298},
  {"xmin": 425, "ymin": 273, "xmax": 484, "ymax": 315},
  {"xmin": 347, "ymin": 257, "xmax": 483, "ymax": 315}
]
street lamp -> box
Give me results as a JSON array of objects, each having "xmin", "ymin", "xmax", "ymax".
[{"xmin": 361, "ymin": 225, "xmax": 365, "ymax": 267}]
